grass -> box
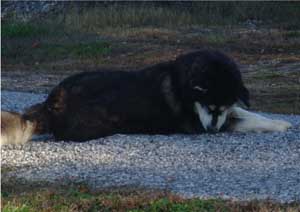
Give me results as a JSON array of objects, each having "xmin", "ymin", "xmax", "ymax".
[
  {"xmin": 1, "ymin": 36, "xmax": 112, "ymax": 64},
  {"xmin": 1, "ymin": 20, "xmax": 111, "ymax": 64},
  {"xmin": 243, "ymin": 68, "xmax": 300, "ymax": 114},
  {"xmin": 1, "ymin": 3, "xmax": 300, "ymax": 211},
  {"xmin": 2, "ymin": 2, "xmax": 300, "ymax": 68},
  {"xmin": 203, "ymin": 33, "xmax": 230, "ymax": 46},
  {"xmin": 284, "ymin": 30, "xmax": 300, "ymax": 38},
  {"xmin": 1, "ymin": 182, "xmax": 300, "ymax": 212},
  {"xmin": 251, "ymin": 71, "xmax": 284, "ymax": 80},
  {"xmin": 42, "ymin": 41, "xmax": 111, "ymax": 59},
  {"xmin": 2, "ymin": 203, "xmax": 31, "ymax": 212},
  {"xmin": 1, "ymin": 22, "xmax": 48, "ymax": 38},
  {"xmin": 54, "ymin": 2, "xmax": 300, "ymax": 30}
]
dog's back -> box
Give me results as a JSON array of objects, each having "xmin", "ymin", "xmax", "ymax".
[{"xmin": 1, "ymin": 111, "xmax": 35, "ymax": 145}]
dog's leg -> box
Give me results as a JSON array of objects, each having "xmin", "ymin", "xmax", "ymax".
[{"xmin": 228, "ymin": 107, "xmax": 292, "ymax": 132}]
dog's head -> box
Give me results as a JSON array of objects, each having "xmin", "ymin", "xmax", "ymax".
[
  {"xmin": 175, "ymin": 49, "xmax": 249, "ymax": 132},
  {"xmin": 23, "ymin": 103, "xmax": 50, "ymax": 134}
]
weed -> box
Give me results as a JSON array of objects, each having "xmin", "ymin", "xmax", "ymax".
[
  {"xmin": 1, "ymin": 40, "xmax": 111, "ymax": 63},
  {"xmin": 252, "ymin": 71, "xmax": 283, "ymax": 80},
  {"xmin": 204, "ymin": 33, "xmax": 228, "ymax": 45},
  {"xmin": 284, "ymin": 30, "xmax": 300, "ymax": 38},
  {"xmin": 2, "ymin": 203, "xmax": 30, "ymax": 212},
  {"xmin": 57, "ymin": 2, "xmax": 300, "ymax": 31},
  {"xmin": 1, "ymin": 182, "xmax": 300, "ymax": 212},
  {"xmin": 2, "ymin": 23, "xmax": 48, "ymax": 38},
  {"xmin": 44, "ymin": 41, "xmax": 111, "ymax": 59}
]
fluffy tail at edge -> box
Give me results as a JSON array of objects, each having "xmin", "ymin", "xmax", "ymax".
[{"xmin": 1, "ymin": 103, "xmax": 50, "ymax": 146}]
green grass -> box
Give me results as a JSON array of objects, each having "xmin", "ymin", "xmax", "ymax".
[
  {"xmin": 2, "ymin": 2, "xmax": 300, "ymax": 67},
  {"xmin": 1, "ymin": 182, "xmax": 300, "ymax": 212},
  {"xmin": 2, "ymin": 203, "xmax": 31, "ymax": 212},
  {"xmin": 1, "ymin": 23, "xmax": 48, "ymax": 38},
  {"xmin": 44, "ymin": 41, "xmax": 111, "ymax": 59},
  {"xmin": 204, "ymin": 33, "xmax": 229, "ymax": 45},
  {"xmin": 143, "ymin": 198, "xmax": 228, "ymax": 212},
  {"xmin": 1, "ymin": 20, "xmax": 111, "ymax": 63},
  {"xmin": 1, "ymin": 39, "xmax": 111, "ymax": 63},
  {"xmin": 284, "ymin": 30, "xmax": 300, "ymax": 38},
  {"xmin": 251, "ymin": 71, "xmax": 284, "ymax": 80},
  {"xmin": 2, "ymin": 185, "xmax": 225, "ymax": 212}
]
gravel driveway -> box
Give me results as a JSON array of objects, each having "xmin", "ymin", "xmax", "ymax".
[{"xmin": 1, "ymin": 91, "xmax": 300, "ymax": 203}]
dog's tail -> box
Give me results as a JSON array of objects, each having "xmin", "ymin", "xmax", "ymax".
[{"xmin": 1, "ymin": 103, "xmax": 50, "ymax": 146}]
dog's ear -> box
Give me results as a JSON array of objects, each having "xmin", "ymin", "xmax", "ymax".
[{"xmin": 238, "ymin": 85, "xmax": 250, "ymax": 108}]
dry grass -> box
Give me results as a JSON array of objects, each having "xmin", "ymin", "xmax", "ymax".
[
  {"xmin": 1, "ymin": 182, "xmax": 299, "ymax": 212},
  {"xmin": 244, "ymin": 65, "xmax": 300, "ymax": 114},
  {"xmin": 1, "ymin": 4, "xmax": 300, "ymax": 211},
  {"xmin": 2, "ymin": 23, "xmax": 300, "ymax": 114},
  {"xmin": 48, "ymin": 2, "xmax": 300, "ymax": 30}
]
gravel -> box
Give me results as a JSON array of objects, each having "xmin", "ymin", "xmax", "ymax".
[{"xmin": 1, "ymin": 91, "xmax": 300, "ymax": 203}]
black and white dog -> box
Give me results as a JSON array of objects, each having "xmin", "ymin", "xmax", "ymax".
[{"xmin": 1, "ymin": 49, "xmax": 292, "ymax": 144}]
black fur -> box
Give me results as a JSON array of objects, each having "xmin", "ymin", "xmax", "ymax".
[{"xmin": 24, "ymin": 49, "xmax": 249, "ymax": 141}]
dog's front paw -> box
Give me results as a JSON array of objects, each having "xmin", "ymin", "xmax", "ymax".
[{"xmin": 272, "ymin": 120, "xmax": 292, "ymax": 132}]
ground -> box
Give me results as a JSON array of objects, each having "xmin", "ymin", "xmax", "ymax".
[
  {"xmin": 1, "ymin": 3, "xmax": 300, "ymax": 211},
  {"xmin": 2, "ymin": 26, "xmax": 300, "ymax": 114}
]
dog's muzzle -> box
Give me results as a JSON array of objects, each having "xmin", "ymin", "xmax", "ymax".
[{"xmin": 194, "ymin": 102, "xmax": 228, "ymax": 133}]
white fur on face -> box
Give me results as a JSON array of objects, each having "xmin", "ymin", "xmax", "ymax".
[
  {"xmin": 216, "ymin": 109, "xmax": 228, "ymax": 130},
  {"xmin": 194, "ymin": 102, "xmax": 229, "ymax": 131},
  {"xmin": 194, "ymin": 102, "xmax": 212, "ymax": 131}
]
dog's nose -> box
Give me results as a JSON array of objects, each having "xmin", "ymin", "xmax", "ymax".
[{"xmin": 207, "ymin": 126, "xmax": 218, "ymax": 134}]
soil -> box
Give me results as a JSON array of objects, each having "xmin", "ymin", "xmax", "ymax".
[{"xmin": 2, "ymin": 26, "xmax": 300, "ymax": 114}]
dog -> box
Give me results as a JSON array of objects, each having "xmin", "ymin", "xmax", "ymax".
[
  {"xmin": 1, "ymin": 49, "xmax": 292, "ymax": 144},
  {"xmin": 1, "ymin": 111, "xmax": 36, "ymax": 145}
]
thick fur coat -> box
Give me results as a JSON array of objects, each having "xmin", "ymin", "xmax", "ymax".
[
  {"xmin": 23, "ymin": 50, "xmax": 249, "ymax": 141},
  {"xmin": 1, "ymin": 49, "xmax": 291, "ymax": 144}
]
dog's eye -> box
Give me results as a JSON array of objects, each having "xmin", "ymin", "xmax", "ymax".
[{"xmin": 193, "ymin": 86, "xmax": 207, "ymax": 93}]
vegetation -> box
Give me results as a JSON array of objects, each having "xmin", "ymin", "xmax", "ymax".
[
  {"xmin": 1, "ymin": 183, "xmax": 299, "ymax": 212},
  {"xmin": 1, "ymin": 23, "xmax": 48, "ymax": 38},
  {"xmin": 2, "ymin": 7, "xmax": 299, "ymax": 113},
  {"xmin": 2, "ymin": 2, "xmax": 300, "ymax": 67},
  {"xmin": 69, "ymin": 2, "xmax": 299, "ymax": 30},
  {"xmin": 4, "ymin": 2, "xmax": 300, "ymax": 29},
  {"xmin": 1, "ymin": 3, "xmax": 300, "ymax": 210}
]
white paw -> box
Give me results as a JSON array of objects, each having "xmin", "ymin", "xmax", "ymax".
[{"xmin": 272, "ymin": 120, "xmax": 292, "ymax": 132}]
